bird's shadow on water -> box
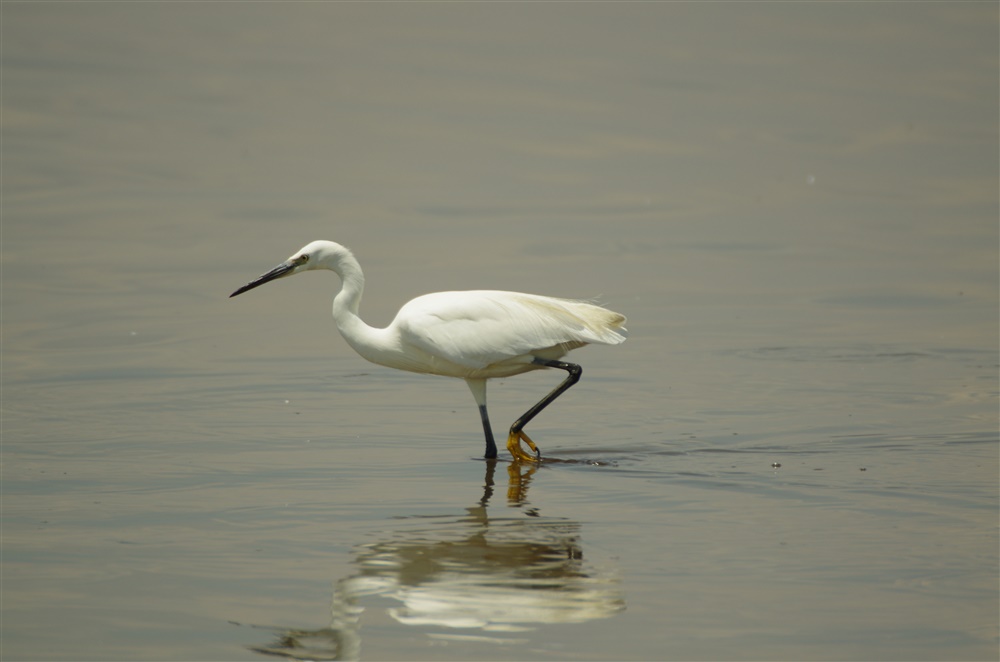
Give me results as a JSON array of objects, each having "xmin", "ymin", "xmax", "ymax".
[{"xmin": 236, "ymin": 460, "xmax": 625, "ymax": 661}]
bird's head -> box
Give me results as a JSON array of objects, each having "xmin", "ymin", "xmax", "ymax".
[{"xmin": 229, "ymin": 240, "xmax": 345, "ymax": 298}]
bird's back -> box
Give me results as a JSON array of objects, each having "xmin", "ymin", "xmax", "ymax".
[{"xmin": 389, "ymin": 290, "xmax": 626, "ymax": 376}]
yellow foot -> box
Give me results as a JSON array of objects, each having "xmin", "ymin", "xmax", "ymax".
[{"xmin": 506, "ymin": 429, "xmax": 541, "ymax": 463}]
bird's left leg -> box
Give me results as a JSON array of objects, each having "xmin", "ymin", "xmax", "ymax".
[
  {"xmin": 479, "ymin": 405, "xmax": 497, "ymax": 459},
  {"xmin": 507, "ymin": 358, "xmax": 582, "ymax": 462},
  {"xmin": 466, "ymin": 378, "xmax": 498, "ymax": 459}
]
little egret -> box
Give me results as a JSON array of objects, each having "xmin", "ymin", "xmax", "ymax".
[{"xmin": 230, "ymin": 240, "xmax": 627, "ymax": 462}]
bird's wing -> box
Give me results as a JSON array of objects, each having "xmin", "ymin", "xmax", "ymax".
[{"xmin": 393, "ymin": 291, "xmax": 626, "ymax": 371}]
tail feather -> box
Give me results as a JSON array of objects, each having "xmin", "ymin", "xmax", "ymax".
[{"xmin": 552, "ymin": 299, "xmax": 627, "ymax": 346}]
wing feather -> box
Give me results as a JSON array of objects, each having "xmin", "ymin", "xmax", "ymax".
[{"xmin": 392, "ymin": 290, "xmax": 626, "ymax": 371}]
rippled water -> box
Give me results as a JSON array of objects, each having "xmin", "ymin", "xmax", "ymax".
[{"xmin": 3, "ymin": 4, "xmax": 997, "ymax": 661}]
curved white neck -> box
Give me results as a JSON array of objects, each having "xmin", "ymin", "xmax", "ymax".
[{"xmin": 325, "ymin": 251, "xmax": 397, "ymax": 364}]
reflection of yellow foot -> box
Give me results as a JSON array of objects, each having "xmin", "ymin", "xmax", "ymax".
[
  {"xmin": 506, "ymin": 429, "xmax": 541, "ymax": 463},
  {"xmin": 506, "ymin": 462, "xmax": 537, "ymax": 503}
]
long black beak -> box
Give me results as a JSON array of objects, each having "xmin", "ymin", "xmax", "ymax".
[{"xmin": 230, "ymin": 261, "xmax": 295, "ymax": 298}]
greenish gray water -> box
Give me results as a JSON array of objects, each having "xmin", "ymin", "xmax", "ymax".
[{"xmin": 3, "ymin": 4, "xmax": 997, "ymax": 660}]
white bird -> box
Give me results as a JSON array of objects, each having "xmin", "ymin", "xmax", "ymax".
[{"xmin": 230, "ymin": 240, "xmax": 627, "ymax": 462}]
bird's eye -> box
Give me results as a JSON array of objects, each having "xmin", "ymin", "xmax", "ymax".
[{"xmin": 296, "ymin": 254, "xmax": 309, "ymax": 265}]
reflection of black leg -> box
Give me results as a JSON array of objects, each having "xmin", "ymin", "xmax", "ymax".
[
  {"xmin": 506, "ymin": 358, "xmax": 582, "ymax": 462},
  {"xmin": 480, "ymin": 458, "xmax": 497, "ymax": 507},
  {"xmin": 480, "ymin": 404, "xmax": 498, "ymax": 459}
]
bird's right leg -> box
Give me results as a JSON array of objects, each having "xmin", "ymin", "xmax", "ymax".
[
  {"xmin": 466, "ymin": 379, "xmax": 498, "ymax": 459},
  {"xmin": 506, "ymin": 358, "xmax": 582, "ymax": 462}
]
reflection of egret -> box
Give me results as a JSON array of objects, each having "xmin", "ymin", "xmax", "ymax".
[
  {"xmin": 246, "ymin": 461, "xmax": 624, "ymax": 660},
  {"xmin": 230, "ymin": 240, "xmax": 627, "ymax": 461}
]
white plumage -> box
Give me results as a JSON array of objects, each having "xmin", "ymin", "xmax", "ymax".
[
  {"xmin": 230, "ymin": 240, "xmax": 627, "ymax": 462},
  {"xmin": 393, "ymin": 290, "xmax": 626, "ymax": 377}
]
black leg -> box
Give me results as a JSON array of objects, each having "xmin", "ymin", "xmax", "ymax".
[
  {"xmin": 508, "ymin": 358, "xmax": 582, "ymax": 458},
  {"xmin": 479, "ymin": 404, "xmax": 498, "ymax": 459}
]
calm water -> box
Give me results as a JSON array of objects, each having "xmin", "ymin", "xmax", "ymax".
[{"xmin": 3, "ymin": 4, "xmax": 998, "ymax": 661}]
